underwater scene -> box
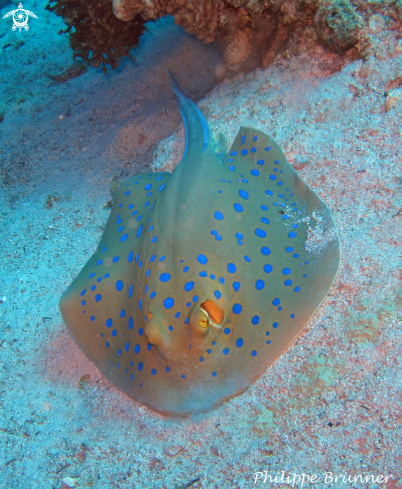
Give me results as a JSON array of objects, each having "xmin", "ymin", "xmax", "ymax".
[{"xmin": 0, "ymin": 0, "xmax": 401, "ymax": 487}]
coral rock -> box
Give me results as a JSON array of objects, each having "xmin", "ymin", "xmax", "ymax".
[
  {"xmin": 113, "ymin": 0, "xmax": 219, "ymax": 43},
  {"xmin": 223, "ymin": 30, "xmax": 251, "ymax": 69}
]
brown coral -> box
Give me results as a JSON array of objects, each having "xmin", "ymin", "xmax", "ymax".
[
  {"xmin": 223, "ymin": 30, "xmax": 251, "ymax": 69},
  {"xmin": 46, "ymin": 0, "xmax": 146, "ymax": 73},
  {"xmin": 113, "ymin": 0, "xmax": 219, "ymax": 43}
]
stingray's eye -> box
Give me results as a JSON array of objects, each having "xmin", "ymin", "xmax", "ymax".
[
  {"xmin": 199, "ymin": 311, "xmax": 209, "ymax": 328},
  {"xmin": 200, "ymin": 300, "xmax": 223, "ymax": 326}
]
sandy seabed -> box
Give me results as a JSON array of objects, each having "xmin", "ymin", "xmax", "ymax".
[{"xmin": 0, "ymin": 2, "xmax": 401, "ymax": 488}]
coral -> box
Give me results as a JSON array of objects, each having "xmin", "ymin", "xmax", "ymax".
[
  {"xmin": 223, "ymin": 30, "xmax": 251, "ymax": 69},
  {"xmin": 46, "ymin": 0, "xmax": 146, "ymax": 72},
  {"xmin": 113, "ymin": 0, "xmax": 219, "ymax": 42},
  {"xmin": 314, "ymin": 0, "xmax": 363, "ymax": 51}
]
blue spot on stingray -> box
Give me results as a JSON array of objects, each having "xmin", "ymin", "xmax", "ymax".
[
  {"xmin": 159, "ymin": 184, "xmax": 166, "ymax": 191},
  {"xmin": 144, "ymin": 184, "xmax": 152, "ymax": 190},
  {"xmin": 257, "ymin": 159, "xmax": 265, "ymax": 166},
  {"xmin": 197, "ymin": 254, "xmax": 208, "ymax": 265},
  {"xmin": 81, "ymin": 300, "xmax": 86, "ymax": 306},
  {"xmin": 261, "ymin": 217, "xmax": 270, "ymax": 224},
  {"xmin": 224, "ymin": 327, "xmax": 231, "ymax": 335},
  {"xmin": 255, "ymin": 228, "xmax": 266, "ymax": 238},
  {"xmin": 288, "ymin": 231, "xmax": 297, "ymax": 238},
  {"xmin": 183, "ymin": 266, "xmax": 189, "ymax": 273},
  {"xmin": 159, "ymin": 255, "xmax": 165, "ymax": 262},
  {"xmin": 227, "ymin": 263, "xmax": 236, "ymax": 273},
  {"xmin": 264, "ymin": 264, "xmax": 273, "ymax": 273},
  {"xmin": 219, "ymin": 277, "xmax": 225, "ymax": 284},
  {"xmin": 284, "ymin": 279, "xmax": 292, "ymax": 286},
  {"xmin": 112, "ymin": 330, "xmax": 117, "ymax": 337},
  {"xmin": 199, "ymin": 271, "xmax": 207, "ymax": 277},
  {"xmin": 116, "ymin": 280, "xmax": 123, "ymax": 291},
  {"xmin": 212, "ymin": 371, "xmax": 217, "ymax": 377},
  {"xmin": 251, "ymin": 147, "xmax": 257, "ymax": 153},
  {"xmin": 129, "ymin": 317, "xmax": 133, "ymax": 329},
  {"xmin": 184, "ymin": 281, "xmax": 195, "ymax": 291},
  {"xmin": 120, "ymin": 233, "xmax": 128, "ymax": 242},
  {"xmin": 211, "ymin": 230, "xmax": 217, "ymax": 235},
  {"xmin": 214, "ymin": 290, "xmax": 221, "ymax": 299},
  {"xmin": 210, "ymin": 274, "xmax": 216, "ymax": 279},
  {"xmin": 282, "ymin": 268, "xmax": 291, "ymax": 275},
  {"xmin": 265, "ymin": 147, "xmax": 272, "ymax": 151},
  {"xmin": 151, "ymin": 236, "xmax": 157, "ymax": 243},
  {"xmin": 255, "ymin": 279, "xmax": 265, "ymax": 290},
  {"xmin": 223, "ymin": 348, "xmax": 229, "ymax": 355},
  {"xmin": 232, "ymin": 303, "xmax": 242, "ymax": 314},
  {"xmin": 138, "ymin": 362, "xmax": 143, "ymax": 371},
  {"xmin": 269, "ymin": 175, "xmax": 276, "ymax": 181},
  {"xmin": 294, "ymin": 286, "xmax": 300, "ymax": 292},
  {"xmin": 236, "ymin": 338, "xmax": 243, "ymax": 347},
  {"xmin": 120, "ymin": 310, "xmax": 125, "ymax": 318},
  {"xmin": 215, "ymin": 235, "xmax": 222, "ymax": 241},
  {"xmin": 88, "ymin": 273, "xmax": 95, "ymax": 278},
  {"xmin": 233, "ymin": 203, "xmax": 243, "ymax": 213},
  {"xmin": 233, "ymin": 282, "xmax": 241, "ymax": 292},
  {"xmin": 251, "ymin": 350, "xmax": 257, "ymax": 357},
  {"xmin": 136, "ymin": 226, "xmax": 143, "ymax": 238},
  {"xmin": 117, "ymin": 226, "xmax": 124, "ymax": 232},
  {"xmin": 261, "ymin": 246, "xmax": 271, "ymax": 255},
  {"xmin": 273, "ymin": 322, "xmax": 278, "ymax": 328},
  {"xmin": 96, "ymin": 260, "xmax": 103, "ymax": 266},
  {"xmin": 251, "ymin": 315, "xmax": 260, "ymax": 325},
  {"xmin": 80, "ymin": 289, "xmax": 86, "ymax": 296},
  {"xmin": 235, "ymin": 232, "xmax": 244, "ymax": 240},
  {"xmin": 193, "ymin": 295, "xmax": 198, "ymax": 302},
  {"xmin": 106, "ymin": 318, "xmax": 113, "ymax": 328},
  {"xmin": 239, "ymin": 189, "xmax": 249, "ymax": 199},
  {"xmin": 95, "ymin": 294, "xmax": 102, "ymax": 302},
  {"xmin": 160, "ymin": 273, "xmax": 171, "ymax": 282},
  {"xmin": 214, "ymin": 211, "xmax": 224, "ymax": 220},
  {"xmin": 164, "ymin": 298, "xmax": 174, "ymax": 309},
  {"xmin": 113, "ymin": 256, "xmax": 120, "ymax": 263},
  {"xmin": 265, "ymin": 189, "xmax": 273, "ymax": 196},
  {"xmin": 286, "ymin": 247, "xmax": 293, "ymax": 252},
  {"xmin": 128, "ymin": 251, "xmax": 133, "ymax": 263},
  {"xmin": 128, "ymin": 284, "xmax": 133, "ymax": 298},
  {"xmin": 241, "ymin": 149, "xmax": 248, "ymax": 156},
  {"xmin": 251, "ymin": 169, "xmax": 260, "ymax": 176},
  {"xmin": 229, "ymin": 165, "xmax": 236, "ymax": 171},
  {"xmin": 282, "ymin": 214, "xmax": 290, "ymax": 220},
  {"xmin": 231, "ymin": 151, "xmax": 237, "ymax": 156},
  {"xmin": 272, "ymin": 298, "xmax": 280, "ymax": 306},
  {"xmin": 244, "ymin": 255, "xmax": 251, "ymax": 262}
]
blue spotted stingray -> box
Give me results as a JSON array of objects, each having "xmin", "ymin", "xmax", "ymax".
[{"xmin": 60, "ymin": 73, "xmax": 340, "ymax": 416}]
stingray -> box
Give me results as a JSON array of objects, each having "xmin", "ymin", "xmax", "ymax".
[{"xmin": 60, "ymin": 74, "xmax": 340, "ymax": 416}]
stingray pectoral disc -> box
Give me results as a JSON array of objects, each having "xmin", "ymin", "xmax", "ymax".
[{"xmin": 60, "ymin": 78, "xmax": 340, "ymax": 417}]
